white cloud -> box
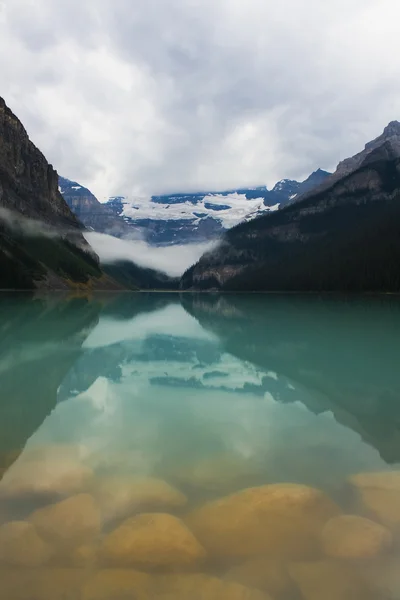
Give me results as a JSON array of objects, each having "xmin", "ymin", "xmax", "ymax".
[
  {"xmin": 84, "ymin": 231, "xmax": 216, "ymax": 277},
  {"xmin": 1, "ymin": 0, "xmax": 400, "ymax": 199}
]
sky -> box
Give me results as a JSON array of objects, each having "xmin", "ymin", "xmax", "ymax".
[{"xmin": 1, "ymin": 0, "xmax": 400, "ymax": 200}]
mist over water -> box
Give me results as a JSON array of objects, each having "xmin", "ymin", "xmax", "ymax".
[
  {"xmin": 85, "ymin": 231, "xmax": 218, "ymax": 276},
  {"xmin": 1, "ymin": 293, "xmax": 400, "ymax": 599}
]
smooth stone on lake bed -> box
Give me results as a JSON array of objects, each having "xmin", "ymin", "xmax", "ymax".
[
  {"xmin": 151, "ymin": 573, "xmax": 273, "ymax": 600},
  {"xmin": 358, "ymin": 556, "xmax": 400, "ymax": 600},
  {"xmin": 0, "ymin": 568, "xmax": 89, "ymax": 600},
  {"xmin": 81, "ymin": 569, "xmax": 151, "ymax": 600},
  {"xmin": 349, "ymin": 471, "xmax": 400, "ymax": 526},
  {"xmin": 173, "ymin": 453, "xmax": 262, "ymax": 492},
  {"xmin": 100, "ymin": 512, "xmax": 206, "ymax": 569},
  {"xmin": 185, "ymin": 483, "xmax": 340, "ymax": 560},
  {"xmin": 0, "ymin": 450, "xmax": 93, "ymax": 501},
  {"xmin": 29, "ymin": 493, "xmax": 101, "ymax": 547},
  {"xmin": 288, "ymin": 560, "xmax": 376, "ymax": 600},
  {"xmin": 321, "ymin": 514, "xmax": 392, "ymax": 558},
  {"xmin": 92, "ymin": 475, "xmax": 187, "ymax": 523},
  {"xmin": 225, "ymin": 558, "xmax": 294, "ymax": 598},
  {"xmin": 52, "ymin": 541, "xmax": 98, "ymax": 568},
  {"xmin": 0, "ymin": 521, "xmax": 53, "ymax": 567}
]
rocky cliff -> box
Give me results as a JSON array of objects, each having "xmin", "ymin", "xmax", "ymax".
[
  {"xmin": 0, "ymin": 97, "xmax": 121, "ymax": 290},
  {"xmin": 181, "ymin": 123, "xmax": 400, "ymax": 292},
  {"xmin": 59, "ymin": 176, "xmax": 130, "ymax": 238}
]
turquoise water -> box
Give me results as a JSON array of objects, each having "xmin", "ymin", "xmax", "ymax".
[{"xmin": 0, "ymin": 293, "xmax": 400, "ymax": 599}]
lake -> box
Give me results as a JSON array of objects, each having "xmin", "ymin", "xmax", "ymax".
[{"xmin": 0, "ymin": 292, "xmax": 400, "ymax": 599}]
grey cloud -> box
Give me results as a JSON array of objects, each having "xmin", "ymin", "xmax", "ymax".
[{"xmin": 1, "ymin": 0, "xmax": 400, "ymax": 199}]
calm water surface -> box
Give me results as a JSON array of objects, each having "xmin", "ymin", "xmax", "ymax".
[{"xmin": 0, "ymin": 293, "xmax": 400, "ymax": 599}]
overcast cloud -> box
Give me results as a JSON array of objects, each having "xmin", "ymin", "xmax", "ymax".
[{"xmin": 1, "ymin": 0, "xmax": 400, "ymax": 199}]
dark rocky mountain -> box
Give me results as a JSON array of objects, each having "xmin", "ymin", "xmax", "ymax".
[
  {"xmin": 0, "ymin": 97, "xmax": 120, "ymax": 290},
  {"xmin": 181, "ymin": 122, "xmax": 400, "ymax": 292},
  {"xmin": 59, "ymin": 176, "xmax": 130, "ymax": 238},
  {"xmin": 61, "ymin": 170, "xmax": 330, "ymax": 246},
  {"xmin": 103, "ymin": 260, "xmax": 179, "ymax": 291},
  {"xmin": 259, "ymin": 169, "xmax": 331, "ymax": 206}
]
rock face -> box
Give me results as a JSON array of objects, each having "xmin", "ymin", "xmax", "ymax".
[
  {"xmin": 100, "ymin": 512, "xmax": 206, "ymax": 569},
  {"xmin": 181, "ymin": 122, "xmax": 400, "ymax": 292},
  {"xmin": 321, "ymin": 515, "xmax": 392, "ymax": 558},
  {"xmin": 0, "ymin": 97, "xmax": 117, "ymax": 290},
  {"xmin": 59, "ymin": 176, "xmax": 130, "ymax": 238},
  {"xmin": 186, "ymin": 483, "xmax": 340, "ymax": 560},
  {"xmin": 0, "ymin": 101, "xmax": 81, "ymax": 227}
]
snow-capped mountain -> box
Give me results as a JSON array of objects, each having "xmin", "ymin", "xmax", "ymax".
[
  {"xmin": 105, "ymin": 170, "xmax": 330, "ymax": 245},
  {"xmin": 106, "ymin": 190, "xmax": 278, "ymax": 245},
  {"xmin": 60, "ymin": 170, "xmax": 330, "ymax": 246}
]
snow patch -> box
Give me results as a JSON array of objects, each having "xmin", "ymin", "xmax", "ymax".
[{"xmin": 117, "ymin": 193, "xmax": 274, "ymax": 229}]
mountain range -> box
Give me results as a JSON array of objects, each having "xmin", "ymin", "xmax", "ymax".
[
  {"xmin": 2, "ymin": 94, "xmax": 400, "ymax": 293},
  {"xmin": 60, "ymin": 170, "xmax": 331, "ymax": 246},
  {"xmin": 182, "ymin": 121, "xmax": 400, "ymax": 292}
]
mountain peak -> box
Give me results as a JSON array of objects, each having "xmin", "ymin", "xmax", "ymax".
[{"xmin": 383, "ymin": 120, "xmax": 400, "ymax": 138}]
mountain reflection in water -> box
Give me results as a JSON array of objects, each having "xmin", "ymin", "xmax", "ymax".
[{"xmin": 0, "ymin": 292, "xmax": 399, "ymax": 600}]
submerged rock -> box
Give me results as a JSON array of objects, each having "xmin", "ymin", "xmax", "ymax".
[
  {"xmin": 81, "ymin": 568, "xmax": 151, "ymax": 600},
  {"xmin": 29, "ymin": 493, "xmax": 101, "ymax": 548},
  {"xmin": 53, "ymin": 542, "xmax": 98, "ymax": 568},
  {"xmin": 100, "ymin": 512, "xmax": 206, "ymax": 569},
  {"xmin": 225, "ymin": 558, "xmax": 294, "ymax": 598},
  {"xmin": 150, "ymin": 573, "xmax": 272, "ymax": 600},
  {"xmin": 359, "ymin": 556, "xmax": 400, "ymax": 599},
  {"xmin": 349, "ymin": 471, "xmax": 400, "ymax": 491},
  {"xmin": 93, "ymin": 475, "xmax": 187, "ymax": 523},
  {"xmin": 186, "ymin": 483, "xmax": 340, "ymax": 560},
  {"xmin": 173, "ymin": 454, "xmax": 263, "ymax": 492},
  {"xmin": 0, "ymin": 447, "xmax": 93, "ymax": 501},
  {"xmin": 349, "ymin": 471, "xmax": 400, "ymax": 526},
  {"xmin": 0, "ymin": 568, "xmax": 88, "ymax": 600},
  {"xmin": 321, "ymin": 514, "xmax": 392, "ymax": 559},
  {"xmin": 0, "ymin": 521, "xmax": 53, "ymax": 567},
  {"xmin": 288, "ymin": 560, "xmax": 376, "ymax": 600}
]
